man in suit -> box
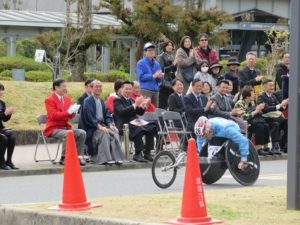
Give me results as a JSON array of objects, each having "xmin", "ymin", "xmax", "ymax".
[
  {"xmin": 238, "ymin": 52, "xmax": 263, "ymax": 89},
  {"xmin": 257, "ymin": 79, "xmax": 288, "ymax": 154},
  {"xmin": 184, "ymin": 79, "xmax": 214, "ymax": 136},
  {"xmin": 114, "ymin": 81, "xmax": 156, "ymax": 162},
  {"xmin": 210, "ymin": 80, "xmax": 246, "ymax": 132},
  {"xmin": 168, "ymin": 78, "xmax": 185, "ymax": 115},
  {"xmin": 79, "ymin": 80, "xmax": 124, "ymax": 165},
  {"xmin": 44, "ymin": 79, "xmax": 86, "ymax": 166},
  {"xmin": 77, "ymin": 78, "xmax": 95, "ymax": 113}
]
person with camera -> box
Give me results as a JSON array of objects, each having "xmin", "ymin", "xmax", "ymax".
[{"xmin": 0, "ymin": 83, "xmax": 18, "ymax": 170}]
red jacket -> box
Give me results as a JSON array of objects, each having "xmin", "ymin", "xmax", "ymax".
[
  {"xmin": 194, "ymin": 47, "xmax": 219, "ymax": 64},
  {"xmin": 105, "ymin": 93, "xmax": 118, "ymax": 114},
  {"xmin": 44, "ymin": 92, "xmax": 75, "ymax": 137}
]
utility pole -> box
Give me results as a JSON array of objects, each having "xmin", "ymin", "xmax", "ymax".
[{"xmin": 287, "ymin": 0, "xmax": 300, "ymax": 209}]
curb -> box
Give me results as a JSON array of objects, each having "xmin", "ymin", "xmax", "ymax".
[
  {"xmin": 0, "ymin": 206, "xmax": 161, "ymax": 225},
  {"xmin": 0, "ymin": 154, "xmax": 287, "ymax": 178},
  {"xmin": 0, "ymin": 162, "xmax": 152, "ymax": 177}
]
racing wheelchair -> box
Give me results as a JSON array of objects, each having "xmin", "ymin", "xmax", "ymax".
[{"xmin": 151, "ymin": 137, "xmax": 260, "ymax": 189}]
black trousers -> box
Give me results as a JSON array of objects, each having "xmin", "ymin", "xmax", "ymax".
[
  {"xmin": 132, "ymin": 129, "xmax": 156, "ymax": 155},
  {"xmin": 264, "ymin": 117, "xmax": 287, "ymax": 145},
  {"xmin": 249, "ymin": 122, "xmax": 270, "ymax": 145},
  {"xmin": 158, "ymin": 86, "xmax": 173, "ymax": 109},
  {"xmin": 0, "ymin": 132, "xmax": 16, "ymax": 165}
]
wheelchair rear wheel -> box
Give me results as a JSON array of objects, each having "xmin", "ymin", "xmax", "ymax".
[
  {"xmin": 225, "ymin": 140, "xmax": 260, "ymax": 186},
  {"xmin": 152, "ymin": 151, "xmax": 177, "ymax": 189}
]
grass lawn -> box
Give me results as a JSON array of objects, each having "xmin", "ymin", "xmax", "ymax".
[
  {"xmin": 11, "ymin": 186, "xmax": 300, "ymax": 225},
  {"xmin": 0, "ymin": 81, "xmax": 114, "ymax": 130}
]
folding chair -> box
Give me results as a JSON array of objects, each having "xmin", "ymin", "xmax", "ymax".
[
  {"xmin": 161, "ymin": 111, "xmax": 192, "ymax": 155},
  {"xmin": 34, "ymin": 115, "xmax": 63, "ymax": 164},
  {"xmin": 138, "ymin": 112, "xmax": 168, "ymax": 153}
]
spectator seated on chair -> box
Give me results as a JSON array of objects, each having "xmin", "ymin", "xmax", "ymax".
[
  {"xmin": 77, "ymin": 78, "xmax": 95, "ymax": 113},
  {"xmin": 114, "ymin": 81, "xmax": 157, "ymax": 163},
  {"xmin": 257, "ymin": 79, "xmax": 288, "ymax": 154},
  {"xmin": 210, "ymin": 80, "xmax": 247, "ymax": 133},
  {"xmin": 79, "ymin": 80, "xmax": 124, "ymax": 165},
  {"xmin": 168, "ymin": 78, "xmax": 185, "ymax": 115},
  {"xmin": 129, "ymin": 81, "xmax": 156, "ymax": 112},
  {"xmin": 184, "ymin": 79, "xmax": 214, "ymax": 138},
  {"xmin": 105, "ymin": 79, "xmax": 124, "ymax": 114},
  {"xmin": 44, "ymin": 78, "xmax": 86, "ymax": 166},
  {"xmin": 0, "ymin": 82, "xmax": 18, "ymax": 170},
  {"xmin": 234, "ymin": 85, "xmax": 271, "ymax": 156}
]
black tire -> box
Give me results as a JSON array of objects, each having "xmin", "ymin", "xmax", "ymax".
[
  {"xmin": 225, "ymin": 140, "xmax": 260, "ymax": 186},
  {"xmin": 152, "ymin": 151, "xmax": 177, "ymax": 189}
]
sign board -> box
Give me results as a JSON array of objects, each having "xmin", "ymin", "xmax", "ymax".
[{"xmin": 34, "ymin": 49, "xmax": 45, "ymax": 63}]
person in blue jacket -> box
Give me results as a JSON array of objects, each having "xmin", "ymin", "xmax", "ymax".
[
  {"xmin": 136, "ymin": 42, "xmax": 164, "ymax": 107},
  {"xmin": 194, "ymin": 116, "xmax": 249, "ymax": 171}
]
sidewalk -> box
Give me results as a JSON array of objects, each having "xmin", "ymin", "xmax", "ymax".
[{"xmin": 0, "ymin": 144, "xmax": 288, "ymax": 177}]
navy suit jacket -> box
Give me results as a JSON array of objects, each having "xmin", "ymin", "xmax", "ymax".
[
  {"xmin": 79, "ymin": 95, "xmax": 113, "ymax": 154},
  {"xmin": 168, "ymin": 92, "xmax": 185, "ymax": 114},
  {"xmin": 184, "ymin": 93, "xmax": 209, "ymax": 131}
]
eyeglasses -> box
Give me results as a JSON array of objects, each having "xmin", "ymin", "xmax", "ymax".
[{"xmin": 200, "ymin": 39, "xmax": 208, "ymax": 42}]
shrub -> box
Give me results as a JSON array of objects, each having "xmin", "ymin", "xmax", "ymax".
[
  {"xmin": 240, "ymin": 57, "xmax": 268, "ymax": 75},
  {"xmin": 0, "ymin": 56, "xmax": 50, "ymax": 72},
  {"xmin": 0, "ymin": 70, "xmax": 12, "ymax": 80},
  {"xmin": 0, "ymin": 70, "xmax": 12, "ymax": 78},
  {"xmin": 25, "ymin": 71, "xmax": 52, "ymax": 82},
  {"xmin": 84, "ymin": 70, "xmax": 130, "ymax": 82}
]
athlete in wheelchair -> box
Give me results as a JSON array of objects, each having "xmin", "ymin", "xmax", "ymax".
[
  {"xmin": 195, "ymin": 116, "xmax": 249, "ymax": 171},
  {"xmin": 151, "ymin": 115, "xmax": 260, "ymax": 188}
]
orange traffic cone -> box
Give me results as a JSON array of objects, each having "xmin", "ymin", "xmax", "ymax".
[
  {"xmin": 166, "ymin": 138, "xmax": 223, "ymax": 225},
  {"xmin": 50, "ymin": 130, "xmax": 101, "ymax": 211}
]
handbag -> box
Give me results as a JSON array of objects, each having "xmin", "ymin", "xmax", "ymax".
[
  {"xmin": 262, "ymin": 111, "xmax": 282, "ymax": 118},
  {"xmin": 0, "ymin": 128, "xmax": 13, "ymax": 136},
  {"xmin": 181, "ymin": 64, "xmax": 197, "ymax": 83}
]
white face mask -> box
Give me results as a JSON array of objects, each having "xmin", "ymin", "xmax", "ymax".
[{"xmin": 201, "ymin": 66, "xmax": 209, "ymax": 73}]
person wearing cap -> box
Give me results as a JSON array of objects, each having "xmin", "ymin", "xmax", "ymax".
[
  {"xmin": 195, "ymin": 116, "xmax": 249, "ymax": 171},
  {"xmin": 224, "ymin": 57, "xmax": 240, "ymax": 95},
  {"xmin": 238, "ymin": 52, "xmax": 263, "ymax": 89},
  {"xmin": 194, "ymin": 33, "xmax": 219, "ymax": 65},
  {"xmin": 175, "ymin": 36, "xmax": 197, "ymax": 93},
  {"xmin": 136, "ymin": 42, "xmax": 163, "ymax": 107},
  {"xmin": 208, "ymin": 61, "xmax": 224, "ymax": 94}
]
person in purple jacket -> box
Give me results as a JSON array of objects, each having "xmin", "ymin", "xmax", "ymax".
[{"xmin": 136, "ymin": 42, "xmax": 164, "ymax": 107}]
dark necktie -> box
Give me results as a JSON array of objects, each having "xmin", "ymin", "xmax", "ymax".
[
  {"xmin": 179, "ymin": 94, "xmax": 184, "ymax": 104},
  {"xmin": 127, "ymin": 98, "xmax": 132, "ymax": 105},
  {"xmin": 197, "ymin": 96, "xmax": 203, "ymax": 107}
]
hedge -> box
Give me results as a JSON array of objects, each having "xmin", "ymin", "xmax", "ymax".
[
  {"xmin": 25, "ymin": 71, "xmax": 52, "ymax": 82},
  {"xmin": 0, "ymin": 56, "xmax": 50, "ymax": 72},
  {"xmin": 84, "ymin": 70, "xmax": 130, "ymax": 82},
  {"xmin": 0, "ymin": 70, "xmax": 12, "ymax": 80}
]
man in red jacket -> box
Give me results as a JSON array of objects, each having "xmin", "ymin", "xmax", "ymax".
[
  {"xmin": 194, "ymin": 33, "xmax": 219, "ymax": 65},
  {"xmin": 44, "ymin": 79, "xmax": 86, "ymax": 166}
]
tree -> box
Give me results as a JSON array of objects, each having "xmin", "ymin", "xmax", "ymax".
[
  {"xmin": 36, "ymin": 0, "xmax": 111, "ymax": 81},
  {"xmin": 102, "ymin": 1, "xmax": 232, "ymax": 58},
  {"xmin": 101, "ymin": 0, "xmax": 181, "ymax": 59},
  {"xmin": 174, "ymin": 7, "xmax": 232, "ymax": 47},
  {"xmin": 264, "ymin": 27, "xmax": 290, "ymax": 79},
  {"xmin": 1, "ymin": 0, "xmax": 22, "ymax": 9}
]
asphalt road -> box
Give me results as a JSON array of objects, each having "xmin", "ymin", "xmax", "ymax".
[{"xmin": 0, "ymin": 160, "xmax": 287, "ymax": 205}]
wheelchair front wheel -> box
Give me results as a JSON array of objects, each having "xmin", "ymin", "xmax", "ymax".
[{"xmin": 152, "ymin": 151, "xmax": 177, "ymax": 189}]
